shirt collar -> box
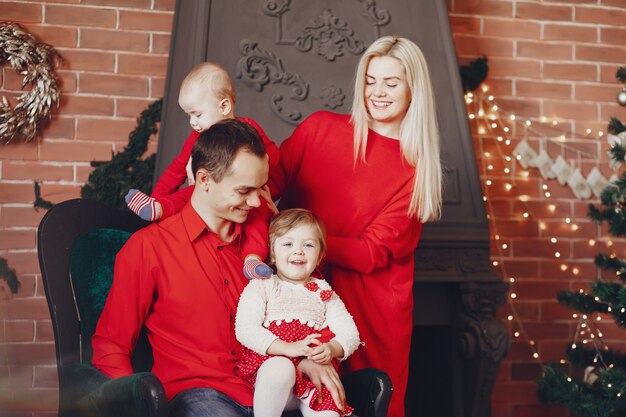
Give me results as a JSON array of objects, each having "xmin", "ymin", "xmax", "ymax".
[{"xmin": 181, "ymin": 202, "xmax": 242, "ymax": 247}]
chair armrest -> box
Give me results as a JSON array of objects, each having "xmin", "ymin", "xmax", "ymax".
[
  {"xmin": 341, "ymin": 368, "xmax": 392, "ymax": 417},
  {"xmin": 64, "ymin": 364, "xmax": 168, "ymax": 417}
]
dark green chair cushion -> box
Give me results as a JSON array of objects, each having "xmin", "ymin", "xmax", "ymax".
[{"xmin": 70, "ymin": 228, "xmax": 153, "ymax": 372}]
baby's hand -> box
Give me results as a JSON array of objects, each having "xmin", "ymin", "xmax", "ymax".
[
  {"xmin": 283, "ymin": 334, "xmax": 320, "ymax": 358},
  {"xmin": 308, "ymin": 343, "xmax": 333, "ymax": 365}
]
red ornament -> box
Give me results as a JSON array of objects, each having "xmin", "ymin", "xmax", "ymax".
[{"xmin": 305, "ymin": 281, "xmax": 319, "ymax": 292}]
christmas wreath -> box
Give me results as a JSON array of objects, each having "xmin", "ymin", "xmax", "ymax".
[{"xmin": 0, "ymin": 22, "xmax": 61, "ymax": 144}]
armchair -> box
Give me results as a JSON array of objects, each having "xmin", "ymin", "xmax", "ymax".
[{"xmin": 38, "ymin": 198, "xmax": 391, "ymax": 417}]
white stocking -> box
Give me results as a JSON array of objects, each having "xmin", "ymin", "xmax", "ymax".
[{"xmin": 253, "ymin": 356, "xmax": 297, "ymax": 417}]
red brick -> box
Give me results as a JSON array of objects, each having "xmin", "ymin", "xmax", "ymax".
[
  {"xmin": 577, "ymin": 44, "xmax": 626, "ymax": 64},
  {"xmin": 516, "ymin": 3, "xmax": 573, "ymax": 22},
  {"xmin": 0, "ymin": 207, "xmax": 45, "ymax": 228},
  {"xmin": 80, "ymin": 28, "xmax": 150, "ymax": 53},
  {"xmin": 59, "ymin": 70, "xmax": 78, "ymax": 94},
  {"xmin": 517, "ymin": 41, "xmax": 573, "ymax": 61},
  {"xmin": 38, "ymin": 183, "xmax": 82, "ymax": 204},
  {"xmin": 0, "ymin": 229, "xmax": 36, "ymax": 250},
  {"xmin": 483, "ymin": 18, "xmax": 541, "ymax": 39},
  {"xmin": 42, "ymin": 116, "xmax": 76, "ymax": 140},
  {"xmin": 34, "ymin": 366, "xmax": 58, "ymax": 388},
  {"xmin": 492, "ymin": 381, "xmax": 539, "ymax": 403},
  {"xmin": 35, "ymin": 321, "xmax": 54, "ymax": 342},
  {"xmin": 576, "ymin": 83, "xmax": 623, "ymax": 102},
  {"xmin": 75, "ymin": 164, "xmax": 95, "ymax": 183},
  {"xmin": 452, "ymin": 0, "xmax": 513, "ymax": 17},
  {"xmin": 0, "ymin": 366, "xmax": 33, "ymax": 389},
  {"xmin": 539, "ymin": 260, "xmax": 596, "ymax": 281},
  {"xmin": 15, "ymin": 275, "xmax": 37, "ymax": 298},
  {"xmin": 506, "ymin": 301, "xmax": 540, "ymax": 321},
  {"xmin": 497, "ymin": 259, "xmax": 539, "ymax": 279},
  {"xmin": 10, "ymin": 388, "xmax": 58, "ymax": 411},
  {"xmin": 116, "ymin": 98, "xmax": 154, "ymax": 118},
  {"xmin": 0, "ymin": 183, "xmax": 37, "ymax": 204},
  {"xmin": 543, "ymin": 101, "xmax": 597, "ymax": 121},
  {"xmin": 600, "ymin": 102, "xmax": 626, "ymax": 122},
  {"xmin": 543, "ymin": 23, "xmax": 598, "ymax": 43},
  {"xmin": 39, "ymin": 140, "xmax": 112, "ymax": 163},
  {"xmin": 3, "ymin": 162, "xmax": 73, "ymax": 182},
  {"xmin": 44, "ymin": 4, "xmax": 116, "ymax": 28},
  {"xmin": 154, "ymin": 0, "xmax": 176, "ymax": 11},
  {"xmin": 1, "ymin": 320, "xmax": 34, "ymax": 342},
  {"xmin": 493, "ymin": 97, "xmax": 541, "ymax": 119},
  {"xmin": 543, "ymin": 63, "xmax": 597, "ymax": 82},
  {"xmin": 516, "ymin": 80, "xmax": 571, "ymax": 100},
  {"xmin": 4, "ymin": 297, "xmax": 51, "ymax": 320},
  {"xmin": 119, "ymin": 10, "xmax": 173, "ymax": 32},
  {"xmin": 76, "ymin": 118, "xmax": 137, "ymax": 141},
  {"xmin": 152, "ymin": 33, "xmax": 172, "ymax": 54},
  {"xmin": 575, "ymin": 5, "xmax": 626, "ymax": 26},
  {"xmin": 61, "ymin": 95, "xmax": 114, "ymax": 117},
  {"xmin": 601, "ymin": 27, "xmax": 626, "ymax": 46},
  {"xmin": 82, "ymin": 0, "xmax": 151, "ymax": 7},
  {"xmin": 80, "ymin": 73, "xmax": 149, "ymax": 97},
  {"xmin": 58, "ymin": 49, "xmax": 115, "ymax": 72},
  {"xmin": 512, "ymin": 404, "xmax": 568, "ymax": 417},
  {"xmin": 151, "ymin": 77, "xmax": 167, "ymax": 98},
  {"xmin": 454, "ymin": 34, "xmax": 514, "ymax": 57},
  {"xmin": 0, "ymin": 2, "xmax": 43, "ymax": 22},
  {"xmin": 522, "ymin": 322, "xmax": 570, "ymax": 339},
  {"xmin": 488, "ymin": 58, "xmax": 540, "ymax": 78},
  {"xmin": 541, "ymin": 301, "xmax": 576, "ymax": 321},
  {"xmin": 0, "ymin": 141, "xmax": 39, "ymax": 161},
  {"xmin": 2, "ymin": 67, "xmax": 28, "ymax": 91},
  {"xmin": 449, "ymin": 15, "xmax": 481, "ymax": 35},
  {"xmin": 511, "ymin": 363, "xmax": 543, "ymax": 381},
  {"xmin": 118, "ymin": 53, "xmax": 169, "ymax": 76},
  {"xmin": 21, "ymin": 24, "xmax": 78, "ymax": 48},
  {"xmin": 513, "ymin": 280, "xmax": 570, "ymax": 300}
]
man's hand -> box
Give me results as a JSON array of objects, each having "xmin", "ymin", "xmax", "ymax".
[{"xmin": 297, "ymin": 359, "xmax": 346, "ymax": 411}]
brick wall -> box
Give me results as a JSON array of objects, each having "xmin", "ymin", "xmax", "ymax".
[
  {"xmin": 1, "ymin": 1, "xmax": 625, "ymax": 416},
  {"xmin": 448, "ymin": 1, "xmax": 626, "ymax": 416},
  {"xmin": 0, "ymin": 1, "xmax": 174, "ymax": 416}
]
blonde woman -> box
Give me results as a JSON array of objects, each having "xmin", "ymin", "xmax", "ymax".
[{"xmin": 270, "ymin": 36, "xmax": 442, "ymax": 417}]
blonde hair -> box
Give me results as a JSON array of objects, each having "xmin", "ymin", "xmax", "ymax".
[
  {"xmin": 351, "ymin": 36, "xmax": 442, "ymax": 222},
  {"xmin": 269, "ymin": 209, "xmax": 327, "ymax": 265},
  {"xmin": 181, "ymin": 62, "xmax": 235, "ymax": 105}
]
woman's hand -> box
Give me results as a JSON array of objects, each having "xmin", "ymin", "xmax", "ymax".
[
  {"xmin": 297, "ymin": 359, "xmax": 346, "ymax": 411},
  {"xmin": 260, "ymin": 184, "xmax": 278, "ymax": 214}
]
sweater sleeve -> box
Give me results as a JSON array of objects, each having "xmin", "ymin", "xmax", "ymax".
[
  {"xmin": 325, "ymin": 185, "xmax": 423, "ymax": 274},
  {"xmin": 268, "ymin": 116, "xmax": 310, "ymax": 201},
  {"xmin": 320, "ymin": 282, "xmax": 360, "ymax": 361},
  {"xmin": 92, "ymin": 236, "xmax": 156, "ymax": 377},
  {"xmin": 152, "ymin": 131, "xmax": 198, "ymax": 198},
  {"xmin": 234, "ymin": 279, "xmax": 279, "ymax": 355}
]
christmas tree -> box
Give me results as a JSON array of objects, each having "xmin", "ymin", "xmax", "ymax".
[{"xmin": 536, "ymin": 68, "xmax": 626, "ymax": 417}]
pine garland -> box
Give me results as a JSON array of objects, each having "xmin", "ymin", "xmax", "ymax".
[
  {"xmin": 81, "ymin": 98, "xmax": 162, "ymax": 208},
  {"xmin": 459, "ymin": 56, "xmax": 488, "ymax": 92},
  {"xmin": 0, "ymin": 256, "xmax": 20, "ymax": 294}
]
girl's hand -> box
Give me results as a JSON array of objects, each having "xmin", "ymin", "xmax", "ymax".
[
  {"xmin": 281, "ymin": 334, "xmax": 320, "ymax": 358},
  {"xmin": 308, "ymin": 343, "xmax": 333, "ymax": 365},
  {"xmin": 260, "ymin": 185, "xmax": 278, "ymax": 214}
]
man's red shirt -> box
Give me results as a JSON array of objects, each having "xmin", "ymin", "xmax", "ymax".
[{"xmin": 92, "ymin": 203, "xmax": 253, "ymax": 405}]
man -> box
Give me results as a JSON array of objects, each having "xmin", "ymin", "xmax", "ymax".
[{"xmin": 92, "ymin": 119, "xmax": 344, "ymax": 417}]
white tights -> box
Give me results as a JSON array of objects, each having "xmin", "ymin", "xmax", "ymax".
[{"xmin": 253, "ymin": 356, "xmax": 339, "ymax": 417}]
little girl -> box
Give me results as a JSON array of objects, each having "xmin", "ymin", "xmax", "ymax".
[{"xmin": 235, "ymin": 209, "xmax": 361, "ymax": 417}]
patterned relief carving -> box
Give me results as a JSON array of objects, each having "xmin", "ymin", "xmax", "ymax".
[
  {"xmin": 295, "ymin": 9, "xmax": 366, "ymax": 61},
  {"xmin": 357, "ymin": 0, "xmax": 391, "ymax": 27},
  {"xmin": 262, "ymin": 0, "xmax": 291, "ymax": 17},
  {"xmin": 320, "ymin": 86, "xmax": 345, "ymax": 109},
  {"xmin": 414, "ymin": 248, "xmax": 491, "ymax": 275},
  {"xmin": 236, "ymin": 40, "xmax": 309, "ymax": 125}
]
